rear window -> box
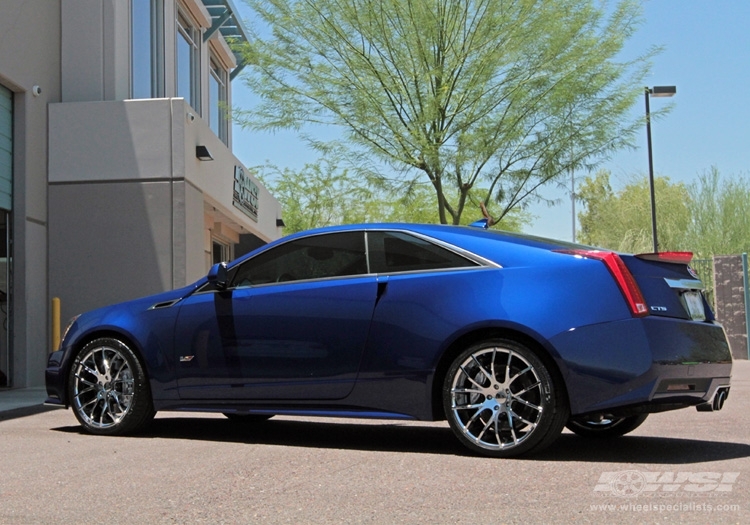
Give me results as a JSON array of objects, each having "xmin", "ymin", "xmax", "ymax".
[{"xmin": 368, "ymin": 232, "xmax": 478, "ymax": 273}]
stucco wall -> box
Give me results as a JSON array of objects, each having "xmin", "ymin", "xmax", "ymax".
[
  {"xmin": 60, "ymin": 0, "xmax": 129, "ymax": 102},
  {"xmin": 49, "ymin": 181, "xmax": 176, "ymax": 323},
  {"xmin": 49, "ymin": 99, "xmax": 177, "ymax": 183},
  {"xmin": 48, "ymin": 99, "xmax": 281, "ymax": 242},
  {"xmin": 48, "ymin": 98, "xmax": 281, "ymax": 323}
]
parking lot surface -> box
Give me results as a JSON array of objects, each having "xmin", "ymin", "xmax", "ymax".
[{"xmin": 1, "ymin": 362, "xmax": 749, "ymax": 524}]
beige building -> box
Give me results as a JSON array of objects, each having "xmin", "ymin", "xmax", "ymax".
[{"xmin": 0, "ymin": 0, "xmax": 283, "ymax": 388}]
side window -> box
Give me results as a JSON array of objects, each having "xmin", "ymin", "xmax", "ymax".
[
  {"xmin": 231, "ymin": 232, "xmax": 367, "ymax": 287},
  {"xmin": 368, "ymin": 232, "xmax": 478, "ymax": 273},
  {"xmin": 209, "ymin": 55, "xmax": 228, "ymax": 144}
]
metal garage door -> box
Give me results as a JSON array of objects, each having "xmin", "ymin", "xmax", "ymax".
[{"xmin": 0, "ymin": 84, "xmax": 11, "ymax": 210}]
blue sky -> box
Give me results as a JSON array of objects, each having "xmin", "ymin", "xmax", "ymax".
[{"xmin": 231, "ymin": 1, "xmax": 750, "ymax": 241}]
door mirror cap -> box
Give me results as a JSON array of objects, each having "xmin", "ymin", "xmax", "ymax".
[{"xmin": 207, "ymin": 262, "xmax": 228, "ymax": 290}]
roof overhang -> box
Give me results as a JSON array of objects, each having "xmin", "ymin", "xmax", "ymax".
[{"xmin": 201, "ymin": 0, "xmax": 250, "ymax": 80}]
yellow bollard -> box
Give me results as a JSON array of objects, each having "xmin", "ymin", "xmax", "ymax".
[{"xmin": 51, "ymin": 297, "xmax": 61, "ymax": 351}]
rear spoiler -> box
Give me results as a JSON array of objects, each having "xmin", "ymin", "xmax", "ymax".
[{"xmin": 635, "ymin": 252, "xmax": 693, "ymax": 264}]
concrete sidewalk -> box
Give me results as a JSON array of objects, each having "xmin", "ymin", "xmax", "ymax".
[{"xmin": 0, "ymin": 387, "xmax": 50, "ymax": 413}]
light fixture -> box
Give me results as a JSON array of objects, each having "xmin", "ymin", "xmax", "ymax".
[
  {"xmin": 196, "ymin": 145, "xmax": 214, "ymax": 161},
  {"xmin": 644, "ymin": 85, "xmax": 676, "ymax": 252},
  {"xmin": 649, "ymin": 85, "xmax": 677, "ymax": 97},
  {"xmin": 276, "ymin": 219, "xmax": 286, "ymax": 228}
]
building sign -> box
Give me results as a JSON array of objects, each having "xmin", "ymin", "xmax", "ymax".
[{"xmin": 233, "ymin": 166, "xmax": 259, "ymax": 221}]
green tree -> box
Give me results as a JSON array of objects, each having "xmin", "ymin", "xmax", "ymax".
[
  {"xmin": 259, "ymin": 155, "xmax": 531, "ymax": 233},
  {"xmin": 685, "ymin": 167, "xmax": 750, "ymax": 257},
  {"xmin": 258, "ymin": 158, "xmax": 373, "ymax": 233},
  {"xmin": 577, "ymin": 170, "xmax": 690, "ymax": 253},
  {"xmin": 238, "ymin": 0, "xmax": 657, "ymax": 225}
]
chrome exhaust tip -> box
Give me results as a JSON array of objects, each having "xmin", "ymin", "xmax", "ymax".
[
  {"xmin": 713, "ymin": 387, "xmax": 729, "ymax": 411},
  {"xmin": 696, "ymin": 386, "xmax": 730, "ymax": 412}
]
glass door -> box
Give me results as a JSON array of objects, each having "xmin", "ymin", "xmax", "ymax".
[{"xmin": 0, "ymin": 212, "xmax": 9, "ymax": 387}]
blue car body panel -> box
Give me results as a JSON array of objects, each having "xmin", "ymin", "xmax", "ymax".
[
  {"xmin": 173, "ymin": 276, "xmax": 378, "ymax": 400},
  {"xmin": 45, "ymin": 223, "xmax": 732, "ymax": 422}
]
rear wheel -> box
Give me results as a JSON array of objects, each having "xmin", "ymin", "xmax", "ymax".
[
  {"xmin": 68, "ymin": 337, "xmax": 155, "ymax": 435},
  {"xmin": 566, "ymin": 414, "xmax": 648, "ymax": 438},
  {"xmin": 443, "ymin": 339, "xmax": 568, "ymax": 457}
]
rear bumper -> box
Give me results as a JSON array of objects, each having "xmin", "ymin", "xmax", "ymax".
[{"xmin": 550, "ymin": 316, "xmax": 732, "ymax": 416}]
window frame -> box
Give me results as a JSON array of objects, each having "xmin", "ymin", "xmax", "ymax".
[
  {"xmin": 228, "ymin": 231, "xmax": 368, "ymax": 288},
  {"xmin": 130, "ymin": 0, "xmax": 164, "ymax": 99},
  {"xmin": 212, "ymin": 239, "xmax": 232, "ymax": 266},
  {"xmin": 175, "ymin": 6, "xmax": 201, "ymax": 111},
  {"xmin": 208, "ymin": 54, "xmax": 228, "ymax": 144}
]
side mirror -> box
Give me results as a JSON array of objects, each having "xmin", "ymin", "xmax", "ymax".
[{"xmin": 207, "ymin": 262, "xmax": 228, "ymax": 290}]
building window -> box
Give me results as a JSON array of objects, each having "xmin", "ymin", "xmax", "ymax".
[
  {"xmin": 212, "ymin": 240, "xmax": 232, "ymax": 265},
  {"xmin": 176, "ymin": 9, "xmax": 200, "ymax": 111},
  {"xmin": 131, "ymin": 0, "xmax": 164, "ymax": 98},
  {"xmin": 209, "ymin": 56, "xmax": 228, "ymax": 144}
]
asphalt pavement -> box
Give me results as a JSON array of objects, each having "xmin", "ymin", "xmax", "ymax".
[{"xmin": 1, "ymin": 362, "xmax": 748, "ymax": 524}]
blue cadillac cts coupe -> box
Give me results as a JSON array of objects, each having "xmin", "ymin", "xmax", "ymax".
[{"xmin": 45, "ymin": 222, "xmax": 732, "ymax": 457}]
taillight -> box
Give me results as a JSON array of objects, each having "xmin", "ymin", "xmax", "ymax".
[
  {"xmin": 556, "ymin": 250, "xmax": 649, "ymax": 317},
  {"xmin": 635, "ymin": 252, "xmax": 693, "ymax": 264}
]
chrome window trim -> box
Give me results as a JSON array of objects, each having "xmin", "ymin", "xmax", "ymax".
[{"xmin": 229, "ymin": 265, "xmax": 490, "ymax": 290}]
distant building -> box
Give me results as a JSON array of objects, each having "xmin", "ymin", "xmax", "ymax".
[{"xmin": 0, "ymin": 0, "xmax": 283, "ymax": 388}]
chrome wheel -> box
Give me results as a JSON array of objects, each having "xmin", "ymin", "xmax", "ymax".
[
  {"xmin": 444, "ymin": 340, "xmax": 567, "ymax": 457},
  {"xmin": 68, "ymin": 338, "xmax": 154, "ymax": 435}
]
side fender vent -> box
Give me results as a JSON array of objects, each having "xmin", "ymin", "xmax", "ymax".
[{"xmin": 149, "ymin": 299, "xmax": 180, "ymax": 310}]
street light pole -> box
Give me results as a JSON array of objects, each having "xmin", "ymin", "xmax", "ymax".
[
  {"xmin": 644, "ymin": 88, "xmax": 657, "ymax": 252},
  {"xmin": 571, "ymin": 167, "xmax": 576, "ymax": 243},
  {"xmin": 644, "ymin": 85, "xmax": 676, "ymax": 253}
]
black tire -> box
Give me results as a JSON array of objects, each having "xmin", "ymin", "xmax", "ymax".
[
  {"xmin": 222, "ymin": 413, "xmax": 274, "ymax": 423},
  {"xmin": 566, "ymin": 414, "xmax": 648, "ymax": 438},
  {"xmin": 68, "ymin": 337, "xmax": 155, "ymax": 435},
  {"xmin": 443, "ymin": 339, "xmax": 568, "ymax": 458}
]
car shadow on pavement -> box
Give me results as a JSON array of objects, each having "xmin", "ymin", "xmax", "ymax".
[
  {"xmin": 0, "ymin": 405, "xmax": 59, "ymax": 422},
  {"xmin": 52, "ymin": 416, "xmax": 750, "ymax": 463},
  {"xmin": 53, "ymin": 416, "xmax": 466, "ymax": 455},
  {"xmin": 535, "ymin": 434, "xmax": 750, "ymax": 464}
]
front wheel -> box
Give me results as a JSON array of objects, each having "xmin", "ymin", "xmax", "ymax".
[
  {"xmin": 68, "ymin": 337, "xmax": 155, "ymax": 435},
  {"xmin": 443, "ymin": 339, "xmax": 568, "ymax": 458},
  {"xmin": 566, "ymin": 414, "xmax": 648, "ymax": 438}
]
